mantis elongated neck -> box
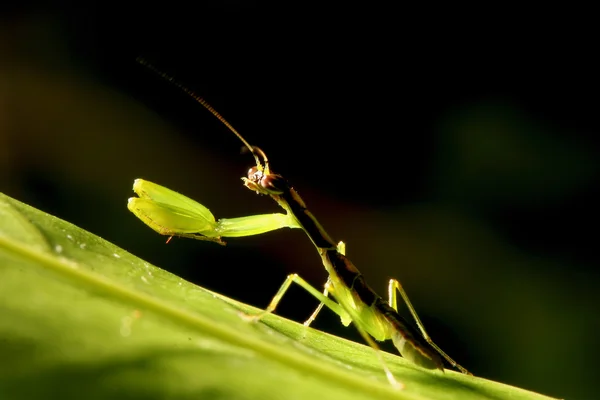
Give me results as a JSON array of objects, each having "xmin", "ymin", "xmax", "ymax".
[{"xmin": 275, "ymin": 188, "xmax": 337, "ymax": 251}]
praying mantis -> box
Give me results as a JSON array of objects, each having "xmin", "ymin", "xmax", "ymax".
[{"xmin": 128, "ymin": 60, "xmax": 472, "ymax": 389}]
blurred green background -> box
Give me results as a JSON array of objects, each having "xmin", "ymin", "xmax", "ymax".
[{"xmin": 1, "ymin": 4, "xmax": 598, "ymax": 399}]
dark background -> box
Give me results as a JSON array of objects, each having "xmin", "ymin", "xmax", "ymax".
[{"xmin": 1, "ymin": 3, "xmax": 598, "ymax": 399}]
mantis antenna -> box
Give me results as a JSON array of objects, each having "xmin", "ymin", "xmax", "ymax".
[{"xmin": 136, "ymin": 57, "xmax": 270, "ymax": 174}]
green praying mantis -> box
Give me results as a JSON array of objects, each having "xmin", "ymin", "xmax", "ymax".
[{"xmin": 128, "ymin": 60, "xmax": 472, "ymax": 389}]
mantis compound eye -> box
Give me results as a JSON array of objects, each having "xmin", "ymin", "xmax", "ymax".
[
  {"xmin": 247, "ymin": 166, "xmax": 286, "ymax": 195},
  {"xmin": 247, "ymin": 166, "xmax": 262, "ymax": 182}
]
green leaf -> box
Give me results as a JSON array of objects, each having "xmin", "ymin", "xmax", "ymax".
[{"xmin": 0, "ymin": 193, "xmax": 556, "ymax": 400}]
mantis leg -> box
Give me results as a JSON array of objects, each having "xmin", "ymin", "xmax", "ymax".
[
  {"xmin": 245, "ymin": 274, "xmax": 350, "ymax": 323},
  {"xmin": 388, "ymin": 279, "xmax": 471, "ymax": 375},
  {"xmin": 351, "ymin": 320, "xmax": 404, "ymax": 389},
  {"xmin": 303, "ymin": 277, "xmax": 331, "ymax": 327},
  {"xmin": 303, "ymin": 241, "xmax": 347, "ymax": 327},
  {"xmin": 246, "ymin": 273, "xmax": 404, "ymax": 389}
]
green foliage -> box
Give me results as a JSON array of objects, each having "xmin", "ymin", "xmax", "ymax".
[{"xmin": 0, "ymin": 193, "xmax": 557, "ymax": 400}]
